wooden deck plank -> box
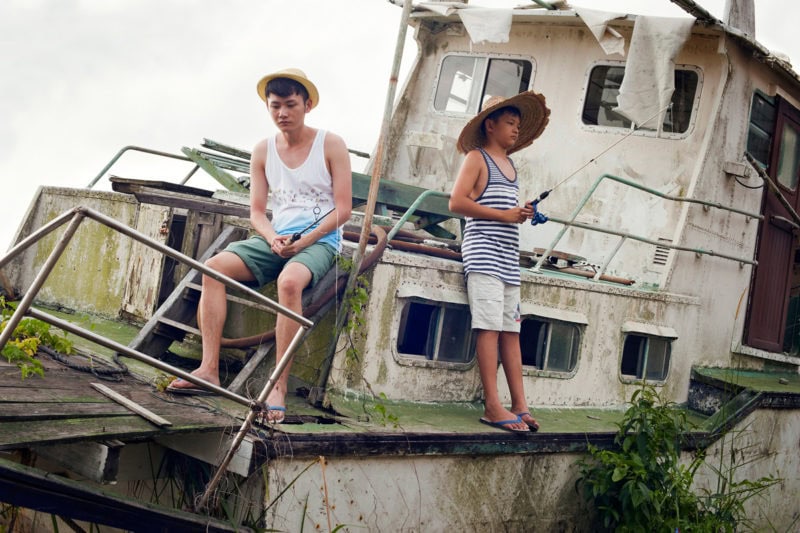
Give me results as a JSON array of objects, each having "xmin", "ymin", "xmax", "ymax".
[
  {"xmin": 0, "ymin": 403, "xmax": 129, "ymax": 420},
  {"xmin": 0, "ymin": 412, "xmax": 237, "ymax": 450}
]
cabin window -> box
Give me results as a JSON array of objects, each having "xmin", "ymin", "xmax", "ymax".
[
  {"xmin": 434, "ymin": 55, "xmax": 533, "ymax": 114},
  {"xmin": 519, "ymin": 317, "xmax": 580, "ymax": 373},
  {"xmin": 582, "ymin": 65, "xmax": 699, "ymax": 134},
  {"xmin": 620, "ymin": 334, "xmax": 671, "ymax": 382},
  {"xmin": 776, "ymin": 120, "xmax": 800, "ymax": 190},
  {"xmin": 747, "ymin": 92, "xmax": 777, "ymax": 168},
  {"xmin": 396, "ymin": 299, "xmax": 475, "ymax": 364}
]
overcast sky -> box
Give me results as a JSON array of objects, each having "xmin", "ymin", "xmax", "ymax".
[{"xmin": 2, "ymin": 0, "xmax": 798, "ymax": 253}]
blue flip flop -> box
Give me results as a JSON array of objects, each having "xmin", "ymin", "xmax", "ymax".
[
  {"xmin": 479, "ymin": 416, "xmax": 528, "ymax": 433},
  {"xmin": 265, "ymin": 405, "xmax": 286, "ymax": 424},
  {"xmin": 513, "ymin": 411, "xmax": 540, "ymax": 432}
]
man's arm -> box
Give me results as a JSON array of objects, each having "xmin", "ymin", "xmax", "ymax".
[
  {"xmin": 449, "ymin": 150, "xmax": 532, "ymax": 224},
  {"xmin": 249, "ymin": 139, "xmax": 279, "ymax": 247}
]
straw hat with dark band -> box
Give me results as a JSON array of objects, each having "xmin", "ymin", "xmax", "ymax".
[
  {"xmin": 457, "ymin": 91, "xmax": 550, "ymax": 155},
  {"xmin": 256, "ymin": 68, "xmax": 320, "ymax": 109}
]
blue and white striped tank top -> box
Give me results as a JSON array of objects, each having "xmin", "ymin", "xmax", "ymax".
[{"xmin": 461, "ymin": 148, "xmax": 521, "ymax": 286}]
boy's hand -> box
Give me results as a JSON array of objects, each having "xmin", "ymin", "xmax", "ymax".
[{"xmin": 503, "ymin": 204, "xmax": 534, "ymax": 224}]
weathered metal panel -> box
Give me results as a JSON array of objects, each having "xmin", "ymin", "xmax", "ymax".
[
  {"xmin": 9, "ymin": 187, "xmax": 139, "ymax": 318},
  {"xmin": 120, "ymin": 203, "xmax": 171, "ymax": 320}
]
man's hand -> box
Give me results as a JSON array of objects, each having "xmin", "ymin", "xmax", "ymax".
[{"xmin": 271, "ymin": 235, "xmax": 304, "ymax": 258}]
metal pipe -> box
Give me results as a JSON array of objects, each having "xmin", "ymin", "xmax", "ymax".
[
  {"xmin": 594, "ymin": 235, "xmax": 627, "ymax": 280},
  {"xmin": 196, "ymin": 324, "xmax": 309, "ymax": 511},
  {"xmin": 544, "ymin": 215, "xmax": 756, "ymax": 266},
  {"xmin": 81, "ymin": 207, "xmax": 312, "ymax": 328},
  {"xmin": 25, "ymin": 308, "xmax": 254, "ymax": 407},
  {"xmin": 745, "ymin": 152, "xmax": 800, "ymax": 228},
  {"xmin": 327, "ymin": 0, "xmax": 413, "ymax": 371},
  {"xmin": 0, "ymin": 212, "xmax": 84, "ymax": 352},
  {"xmin": 178, "ymin": 164, "xmax": 201, "ymax": 185},
  {"xmin": 532, "ymin": 173, "xmax": 762, "ymax": 271},
  {"xmin": 530, "ymin": 0, "xmax": 556, "ymax": 9},
  {"xmin": 386, "ymin": 189, "xmax": 451, "ymax": 241},
  {"xmin": 0, "ymin": 207, "xmax": 79, "ymax": 270},
  {"xmin": 86, "ymin": 146, "xmax": 196, "ymax": 189}
]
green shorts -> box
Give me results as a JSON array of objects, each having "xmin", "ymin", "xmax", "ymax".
[{"xmin": 225, "ymin": 235, "xmax": 337, "ymax": 289}]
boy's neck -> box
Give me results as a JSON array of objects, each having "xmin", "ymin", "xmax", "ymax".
[{"xmin": 482, "ymin": 144, "xmax": 508, "ymax": 160}]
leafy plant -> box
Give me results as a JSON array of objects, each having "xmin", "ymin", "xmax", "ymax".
[
  {"xmin": 372, "ymin": 392, "xmax": 400, "ymax": 428},
  {"xmin": 336, "ymin": 254, "xmax": 370, "ymax": 363},
  {"xmin": 577, "ymin": 385, "xmax": 779, "ymax": 532},
  {"xmin": 0, "ymin": 297, "xmax": 73, "ymax": 379}
]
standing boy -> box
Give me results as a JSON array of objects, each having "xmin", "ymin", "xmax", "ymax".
[
  {"xmin": 449, "ymin": 91, "xmax": 550, "ymax": 433},
  {"xmin": 168, "ymin": 68, "xmax": 352, "ymax": 424}
]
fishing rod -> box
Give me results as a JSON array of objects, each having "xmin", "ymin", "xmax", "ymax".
[
  {"xmin": 529, "ymin": 103, "xmax": 673, "ymax": 226},
  {"xmin": 288, "ymin": 206, "xmax": 336, "ymax": 243}
]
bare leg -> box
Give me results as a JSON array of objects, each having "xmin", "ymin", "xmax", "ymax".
[
  {"xmin": 265, "ymin": 262, "xmax": 312, "ymax": 420},
  {"xmin": 499, "ymin": 331, "xmax": 538, "ymax": 428},
  {"xmin": 168, "ymin": 251, "xmax": 254, "ymax": 389},
  {"xmin": 476, "ymin": 329, "xmax": 528, "ymax": 431}
]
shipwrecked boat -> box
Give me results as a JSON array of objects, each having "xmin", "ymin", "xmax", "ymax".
[{"xmin": 1, "ymin": 0, "xmax": 799, "ymax": 530}]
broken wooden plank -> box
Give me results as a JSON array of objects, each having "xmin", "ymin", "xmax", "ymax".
[
  {"xmin": 34, "ymin": 440, "xmax": 125, "ymax": 484},
  {"xmin": 0, "ymin": 456, "xmax": 251, "ymax": 532},
  {"xmin": 91, "ymin": 383, "xmax": 172, "ymax": 427},
  {"xmin": 156, "ymin": 432, "xmax": 255, "ymax": 477}
]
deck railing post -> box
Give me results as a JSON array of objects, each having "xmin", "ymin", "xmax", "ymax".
[{"xmin": 0, "ymin": 211, "xmax": 84, "ymax": 351}]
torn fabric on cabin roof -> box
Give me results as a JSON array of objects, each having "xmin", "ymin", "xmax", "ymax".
[
  {"xmin": 417, "ymin": 3, "xmax": 513, "ymax": 44},
  {"xmin": 575, "ymin": 7, "xmax": 627, "ymax": 57},
  {"xmin": 458, "ymin": 8, "xmax": 513, "ymax": 44},
  {"xmin": 614, "ymin": 15, "xmax": 695, "ymax": 129}
]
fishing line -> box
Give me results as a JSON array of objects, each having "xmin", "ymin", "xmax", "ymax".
[
  {"xmin": 537, "ymin": 102, "xmax": 672, "ymax": 201},
  {"xmin": 288, "ymin": 205, "xmax": 336, "ymax": 243},
  {"xmin": 530, "ymin": 103, "xmax": 674, "ymax": 225}
]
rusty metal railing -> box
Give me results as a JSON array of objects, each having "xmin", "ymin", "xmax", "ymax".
[{"xmin": 0, "ymin": 205, "xmax": 313, "ymax": 510}]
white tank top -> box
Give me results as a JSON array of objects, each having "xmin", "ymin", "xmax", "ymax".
[{"xmin": 266, "ymin": 129, "xmax": 340, "ymax": 250}]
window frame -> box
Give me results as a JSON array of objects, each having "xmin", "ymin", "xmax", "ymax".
[
  {"xmin": 431, "ymin": 52, "xmax": 537, "ymax": 118},
  {"xmin": 519, "ymin": 315, "xmax": 583, "ymax": 379},
  {"xmin": 394, "ymin": 296, "xmax": 477, "ymax": 369},
  {"xmin": 580, "ymin": 60, "xmax": 703, "ymax": 139},
  {"xmin": 619, "ymin": 333, "xmax": 674, "ymax": 384}
]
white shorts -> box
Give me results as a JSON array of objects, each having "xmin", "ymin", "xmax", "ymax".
[{"xmin": 467, "ymin": 272, "xmax": 521, "ymax": 332}]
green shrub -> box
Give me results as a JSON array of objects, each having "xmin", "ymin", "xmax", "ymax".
[
  {"xmin": 1, "ymin": 297, "xmax": 73, "ymax": 378},
  {"xmin": 577, "ymin": 385, "xmax": 778, "ymax": 532}
]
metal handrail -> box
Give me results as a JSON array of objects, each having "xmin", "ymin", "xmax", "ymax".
[
  {"xmin": 0, "ymin": 205, "xmax": 312, "ymax": 407},
  {"xmin": 385, "ymin": 175, "xmax": 759, "ymax": 277},
  {"xmin": 86, "ymin": 146, "xmax": 200, "ymax": 189},
  {"xmin": 0, "ymin": 205, "xmax": 317, "ymax": 510},
  {"xmin": 386, "ymin": 189, "xmax": 451, "ymax": 241},
  {"xmin": 531, "ymin": 173, "xmax": 761, "ymax": 275}
]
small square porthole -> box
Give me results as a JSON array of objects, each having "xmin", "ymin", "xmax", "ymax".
[
  {"xmin": 396, "ymin": 299, "xmax": 475, "ymax": 364},
  {"xmin": 519, "ymin": 317, "xmax": 580, "ymax": 373},
  {"xmin": 620, "ymin": 334, "xmax": 672, "ymax": 382}
]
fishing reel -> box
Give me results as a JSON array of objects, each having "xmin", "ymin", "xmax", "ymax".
[{"xmin": 529, "ymin": 189, "xmax": 550, "ymax": 226}]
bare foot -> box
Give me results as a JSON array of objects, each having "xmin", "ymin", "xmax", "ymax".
[
  {"xmin": 167, "ymin": 370, "xmax": 220, "ymax": 390},
  {"xmin": 513, "ymin": 411, "xmax": 540, "ymax": 431},
  {"xmin": 264, "ymin": 386, "xmax": 287, "ymax": 423}
]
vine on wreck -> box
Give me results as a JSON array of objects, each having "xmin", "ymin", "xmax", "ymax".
[{"xmin": 0, "ymin": 297, "xmax": 73, "ymax": 379}]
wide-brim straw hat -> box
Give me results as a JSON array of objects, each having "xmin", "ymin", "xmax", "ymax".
[
  {"xmin": 256, "ymin": 68, "xmax": 320, "ymax": 109},
  {"xmin": 457, "ymin": 91, "xmax": 550, "ymax": 155}
]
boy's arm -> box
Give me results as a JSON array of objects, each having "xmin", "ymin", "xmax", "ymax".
[
  {"xmin": 449, "ymin": 151, "xmax": 532, "ymax": 224},
  {"xmin": 249, "ymin": 139, "xmax": 279, "ymax": 247}
]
